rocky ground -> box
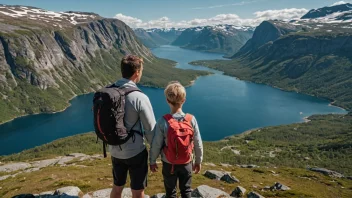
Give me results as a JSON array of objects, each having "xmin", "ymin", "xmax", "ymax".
[{"xmin": 1, "ymin": 153, "xmax": 351, "ymax": 198}]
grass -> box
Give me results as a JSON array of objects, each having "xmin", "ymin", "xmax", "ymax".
[
  {"xmin": 0, "ymin": 154, "xmax": 351, "ymax": 197},
  {"xmin": 1, "ymin": 114, "xmax": 351, "ymax": 197}
]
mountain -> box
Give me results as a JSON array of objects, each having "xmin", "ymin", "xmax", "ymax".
[
  {"xmin": 133, "ymin": 28, "xmax": 183, "ymax": 48},
  {"xmin": 301, "ymin": 3, "xmax": 352, "ymax": 19},
  {"xmin": 172, "ymin": 25, "xmax": 254, "ymax": 56},
  {"xmin": 192, "ymin": 5, "xmax": 352, "ymax": 110},
  {"xmin": 0, "ymin": 5, "xmax": 208, "ymax": 124}
]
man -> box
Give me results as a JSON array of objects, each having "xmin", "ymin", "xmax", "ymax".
[{"xmin": 110, "ymin": 55, "xmax": 156, "ymax": 198}]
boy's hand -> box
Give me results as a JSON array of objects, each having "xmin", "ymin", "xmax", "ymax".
[
  {"xmin": 150, "ymin": 164, "xmax": 158, "ymax": 173},
  {"xmin": 193, "ymin": 164, "xmax": 201, "ymax": 174}
]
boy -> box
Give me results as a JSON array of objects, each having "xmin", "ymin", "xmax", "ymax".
[{"xmin": 149, "ymin": 81, "xmax": 203, "ymax": 198}]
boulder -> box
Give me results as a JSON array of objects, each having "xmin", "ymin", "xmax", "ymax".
[
  {"xmin": 54, "ymin": 186, "xmax": 82, "ymax": 196},
  {"xmin": 230, "ymin": 186, "xmax": 246, "ymax": 197},
  {"xmin": 151, "ymin": 193, "xmax": 165, "ymax": 198},
  {"xmin": 247, "ymin": 191, "xmax": 265, "ymax": 198},
  {"xmin": 220, "ymin": 174, "xmax": 240, "ymax": 183},
  {"xmin": 271, "ymin": 182, "xmax": 290, "ymax": 191},
  {"xmin": 192, "ymin": 185, "xmax": 231, "ymax": 198},
  {"xmin": 204, "ymin": 170, "xmax": 227, "ymax": 180},
  {"xmin": 0, "ymin": 162, "xmax": 31, "ymax": 172},
  {"xmin": 309, "ymin": 168, "xmax": 344, "ymax": 178},
  {"xmin": 347, "ymin": 176, "xmax": 352, "ymax": 180},
  {"xmin": 83, "ymin": 194, "xmax": 92, "ymax": 198}
]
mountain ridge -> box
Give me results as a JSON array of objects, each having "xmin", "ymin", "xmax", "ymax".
[{"xmin": 0, "ymin": 4, "xmax": 209, "ymax": 124}]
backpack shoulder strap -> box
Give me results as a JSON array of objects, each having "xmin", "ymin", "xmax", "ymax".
[
  {"xmin": 123, "ymin": 87, "xmax": 142, "ymax": 96},
  {"xmin": 184, "ymin": 114, "xmax": 193, "ymax": 123},
  {"xmin": 163, "ymin": 114, "xmax": 176, "ymax": 125}
]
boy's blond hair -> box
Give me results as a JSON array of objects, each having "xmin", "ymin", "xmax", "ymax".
[{"xmin": 164, "ymin": 81, "xmax": 186, "ymax": 106}]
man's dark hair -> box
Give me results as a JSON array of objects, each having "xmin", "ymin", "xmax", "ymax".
[{"xmin": 121, "ymin": 55, "xmax": 144, "ymax": 79}]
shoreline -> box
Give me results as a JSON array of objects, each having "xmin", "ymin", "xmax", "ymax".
[
  {"xmin": 189, "ymin": 61, "xmax": 349, "ymax": 113},
  {"xmin": 0, "ymin": 74, "xmax": 205, "ymax": 126}
]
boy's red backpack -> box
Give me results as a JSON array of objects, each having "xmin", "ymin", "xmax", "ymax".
[{"xmin": 163, "ymin": 114, "xmax": 194, "ymax": 166}]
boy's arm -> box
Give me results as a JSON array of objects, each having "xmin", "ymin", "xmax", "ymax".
[
  {"xmin": 138, "ymin": 94, "xmax": 156, "ymax": 145},
  {"xmin": 193, "ymin": 117, "xmax": 203, "ymax": 165},
  {"xmin": 149, "ymin": 118, "xmax": 165, "ymax": 165}
]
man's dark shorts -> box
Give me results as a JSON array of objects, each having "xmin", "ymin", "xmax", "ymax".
[{"xmin": 111, "ymin": 149, "xmax": 148, "ymax": 190}]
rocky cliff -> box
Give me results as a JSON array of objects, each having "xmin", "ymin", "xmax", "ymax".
[{"xmin": 0, "ymin": 5, "xmax": 208, "ymax": 123}]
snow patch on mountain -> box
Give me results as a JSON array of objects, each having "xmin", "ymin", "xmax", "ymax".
[{"xmin": 0, "ymin": 5, "xmax": 98, "ymax": 27}]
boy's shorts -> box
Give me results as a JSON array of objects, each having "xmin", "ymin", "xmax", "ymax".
[{"xmin": 111, "ymin": 149, "xmax": 148, "ymax": 190}]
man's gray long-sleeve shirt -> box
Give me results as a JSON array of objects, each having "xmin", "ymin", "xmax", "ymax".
[
  {"xmin": 149, "ymin": 112, "xmax": 203, "ymax": 165},
  {"xmin": 109, "ymin": 78, "xmax": 156, "ymax": 159}
]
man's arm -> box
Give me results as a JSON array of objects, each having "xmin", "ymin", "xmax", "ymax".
[{"xmin": 138, "ymin": 94, "xmax": 156, "ymax": 145}]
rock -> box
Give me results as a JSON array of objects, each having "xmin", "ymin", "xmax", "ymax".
[
  {"xmin": 191, "ymin": 185, "xmax": 231, "ymax": 198},
  {"xmin": 54, "ymin": 186, "xmax": 82, "ymax": 196},
  {"xmin": 0, "ymin": 162, "xmax": 31, "ymax": 172},
  {"xmin": 68, "ymin": 153, "xmax": 88, "ymax": 158},
  {"xmin": 57, "ymin": 157, "xmax": 75, "ymax": 166},
  {"xmin": 247, "ymin": 191, "xmax": 265, "ymax": 198},
  {"xmin": 92, "ymin": 188, "xmax": 112, "ymax": 198},
  {"xmin": 220, "ymin": 163, "xmax": 232, "ymax": 167},
  {"xmin": 24, "ymin": 168, "xmax": 40, "ymax": 173},
  {"xmin": 0, "ymin": 175, "xmax": 11, "ymax": 181},
  {"xmin": 91, "ymin": 188, "xmax": 141, "ymax": 198},
  {"xmin": 272, "ymin": 182, "xmax": 291, "ymax": 191},
  {"xmin": 230, "ymin": 186, "xmax": 247, "ymax": 197},
  {"xmin": 347, "ymin": 176, "xmax": 352, "ymax": 180},
  {"xmin": 309, "ymin": 168, "xmax": 344, "ymax": 178},
  {"xmin": 220, "ymin": 174, "xmax": 240, "ymax": 183},
  {"xmin": 304, "ymin": 157, "xmax": 310, "ymax": 161},
  {"xmin": 204, "ymin": 163, "xmax": 216, "ymax": 167},
  {"xmin": 237, "ymin": 164, "xmax": 259, "ymax": 168},
  {"xmin": 83, "ymin": 194, "xmax": 92, "ymax": 198},
  {"xmin": 151, "ymin": 193, "xmax": 165, "ymax": 198},
  {"xmin": 204, "ymin": 170, "xmax": 227, "ymax": 180},
  {"xmin": 31, "ymin": 158, "xmax": 60, "ymax": 169},
  {"xmin": 39, "ymin": 191, "xmax": 55, "ymax": 195},
  {"xmin": 263, "ymin": 186, "xmax": 271, "ymax": 190}
]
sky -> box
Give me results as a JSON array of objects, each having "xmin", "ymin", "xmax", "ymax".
[{"xmin": 0, "ymin": 0, "xmax": 351, "ymax": 28}]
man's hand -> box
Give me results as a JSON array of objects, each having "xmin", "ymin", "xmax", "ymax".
[
  {"xmin": 193, "ymin": 163, "xmax": 201, "ymax": 174},
  {"xmin": 150, "ymin": 164, "xmax": 158, "ymax": 173}
]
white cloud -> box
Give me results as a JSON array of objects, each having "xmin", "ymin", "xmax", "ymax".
[
  {"xmin": 331, "ymin": 1, "xmax": 350, "ymax": 6},
  {"xmin": 114, "ymin": 8, "xmax": 308, "ymax": 29},
  {"xmin": 191, "ymin": 1, "xmax": 258, "ymax": 10},
  {"xmin": 254, "ymin": 8, "xmax": 308, "ymax": 21}
]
